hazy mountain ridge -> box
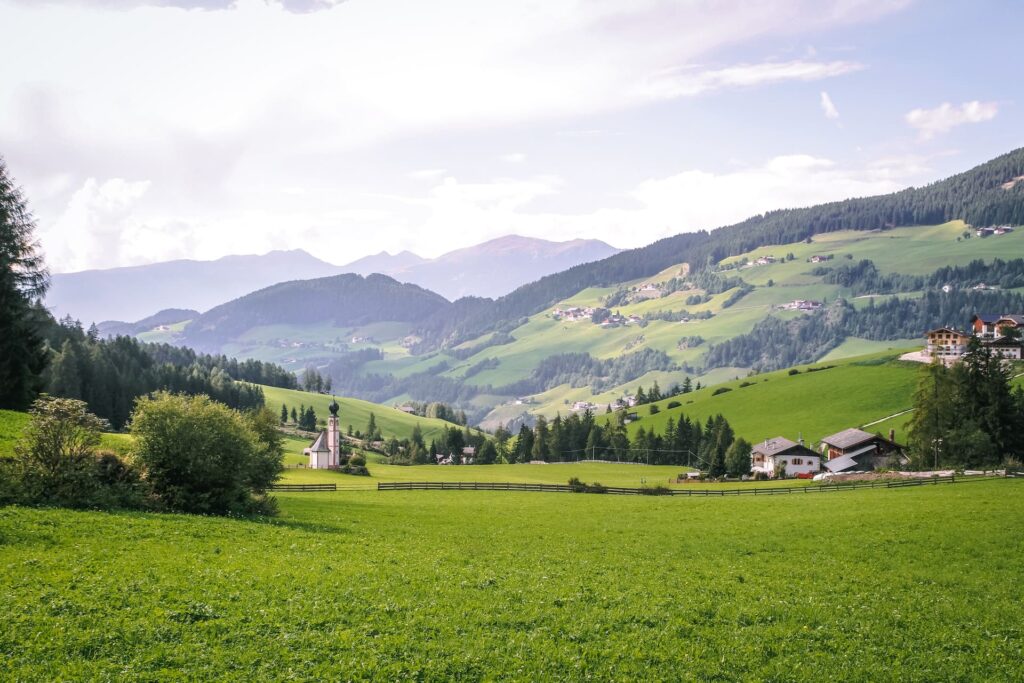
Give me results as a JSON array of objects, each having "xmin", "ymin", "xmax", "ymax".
[
  {"xmin": 341, "ymin": 235, "xmax": 621, "ymax": 300},
  {"xmin": 47, "ymin": 250, "xmax": 341, "ymax": 324},
  {"xmin": 47, "ymin": 236, "xmax": 619, "ymax": 325}
]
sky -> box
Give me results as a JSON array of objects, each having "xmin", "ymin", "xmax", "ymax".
[{"xmin": 0, "ymin": 0, "xmax": 1021, "ymax": 273}]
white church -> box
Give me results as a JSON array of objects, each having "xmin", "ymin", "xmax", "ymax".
[{"xmin": 306, "ymin": 399, "xmax": 343, "ymax": 469}]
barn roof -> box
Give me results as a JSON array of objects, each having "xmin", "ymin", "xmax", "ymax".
[{"xmin": 820, "ymin": 428, "xmax": 877, "ymax": 450}]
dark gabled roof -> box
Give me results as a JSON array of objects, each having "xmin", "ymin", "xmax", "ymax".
[
  {"xmin": 751, "ymin": 437, "xmax": 818, "ymax": 458},
  {"xmin": 996, "ymin": 314, "xmax": 1024, "ymax": 325},
  {"xmin": 971, "ymin": 314, "xmax": 1001, "ymax": 324},
  {"xmin": 984, "ymin": 337, "xmax": 1023, "ymax": 348},
  {"xmin": 820, "ymin": 428, "xmax": 878, "ymax": 450},
  {"xmin": 925, "ymin": 327, "xmax": 969, "ymax": 336},
  {"xmin": 309, "ymin": 430, "xmax": 329, "ymax": 452}
]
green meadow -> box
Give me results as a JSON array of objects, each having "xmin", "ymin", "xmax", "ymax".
[
  {"xmin": 260, "ymin": 385, "xmax": 461, "ymax": 444},
  {"xmin": 603, "ymin": 351, "xmax": 923, "ymax": 445},
  {"xmin": 2, "ymin": 479, "xmax": 1022, "ymax": 680}
]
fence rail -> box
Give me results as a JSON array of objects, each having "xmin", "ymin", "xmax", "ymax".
[
  {"xmin": 375, "ymin": 475, "xmax": 1006, "ymax": 496},
  {"xmin": 270, "ymin": 483, "xmax": 337, "ymax": 492}
]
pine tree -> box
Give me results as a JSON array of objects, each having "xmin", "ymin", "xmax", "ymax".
[
  {"xmin": 0, "ymin": 158, "xmax": 49, "ymax": 409},
  {"xmin": 280, "ymin": 403, "xmax": 288, "ymax": 424},
  {"xmin": 291, "ymin": 407, "xmax": 298, "ymax": 423}
]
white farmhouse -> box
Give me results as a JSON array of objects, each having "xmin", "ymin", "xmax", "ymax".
[{"xmin": 750, "ymin": 437, "xmax": 821, "ymax": 478}]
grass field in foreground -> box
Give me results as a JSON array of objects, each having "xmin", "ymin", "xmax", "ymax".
[{"xmin": 1, "ymin": 480, "xmax": 1022, "ymax": 680}]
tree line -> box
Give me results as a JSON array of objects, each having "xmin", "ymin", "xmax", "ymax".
[{"xmin": 908, "ymin": 339, "xmax": 1024, "ymax": 468}]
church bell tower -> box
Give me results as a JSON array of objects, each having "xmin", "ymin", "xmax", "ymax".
[{"xmin": 327, "ymin": 398, "xmax": 341, "ymax": 467}]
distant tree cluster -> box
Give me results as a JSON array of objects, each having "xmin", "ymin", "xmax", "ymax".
[
  {"xmin": 908, "ymin": 340, "xmax": 1024, "ymax": 468},
  {"xmin": 497, "ymin": 348, "xmax": 678, "ymax": 396},
  {"xmin": 42, "ymin": 317, "xmax": 269, "ymax": 429},
  {"xmin": 506, "ymin": 408, "xmax": 743, "ymax": 474}
]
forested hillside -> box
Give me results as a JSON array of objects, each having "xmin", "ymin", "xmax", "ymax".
[
  {"xmin": 412, "ymin": 147, "xmax": 1024, "ymax": 351},
  {"xmin": 182, "ymin": 273, "xmax": 451, "ymax": 351},
  {"xmin": 43, "ymin": 315, "xmax": 297, "ymax": 428}
]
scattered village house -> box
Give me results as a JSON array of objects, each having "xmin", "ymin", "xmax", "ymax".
[
  {"xmin": 750, "ymin": 437, "xmax": 821, "ymax": 478},
  {"xmin": 820, "ymin": 428, "xmax": 906, "ymax": 473}
]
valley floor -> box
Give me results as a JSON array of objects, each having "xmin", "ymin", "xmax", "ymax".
[{"xmin": 1, "ymin": 478, "xmax": 1022, "ymax": 680}]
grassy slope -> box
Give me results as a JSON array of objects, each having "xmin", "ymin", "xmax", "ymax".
[
  {"xmin": 260, "ymin": 384, "xmax": 461, "ymax": 444},
  {"xmin": 0, "ymin": 410, "xmax": 29, "ymax": 458},
  {"xmin": 606, "ymin": 351, "xmax": 923, "ymax": 446},
  {"xmin": 2, "ymin": 480, "xmax": 1021, "ymax": 680}
]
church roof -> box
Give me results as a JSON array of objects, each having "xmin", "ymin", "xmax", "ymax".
[{"xmin": 309, "ymin": 430, "xmax": 329, "ymax": 452}]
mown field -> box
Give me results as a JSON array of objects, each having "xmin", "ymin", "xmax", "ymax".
[{"xmin": 1, "ymin": 479, "xmax": 1022, "ymax": 680}]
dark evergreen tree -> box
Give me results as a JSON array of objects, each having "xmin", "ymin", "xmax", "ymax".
[{"xmin": 0, "ymin": 158, "xmax": 49, "ymax": 409}]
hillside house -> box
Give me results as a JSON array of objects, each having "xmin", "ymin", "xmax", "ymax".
[
  {"xmin": 754, "ymin": 255, "xmax": 776, "ymax": 265},
  {"xmin": 925, "ymin": 327, "xmax": 971, "ymax": 360},
  {"xmin": 750, "ymin": 437, "xmax": 821, "ymax": 477},
  {"xmin": 976, "ymin": 227, "xmax": 995, "ymax": 238},
  {"xmin": 820, "ymin": 428, "xmax": 905, "ymax": 473},
  {"xmin": 571, "ymin": 401, "xmax": 597, "ymax": 412},
  {"xmin": 971, "ymin": 314, "xmax": 1002, "ymax": 337},
  {"xmin": 984, "ymin": 336, "xmax": 1023, "ymax": 360},
  {"xmin": 809, "ymin": 254, "xmax": 832, "ymax": 263},
  {"xmin": 781, "ymin": 299, "xmax": 822, "ymax": 311},
  {"xmin": 994, "ymin": 226, "xmax": 1014, "ymax": 235}
]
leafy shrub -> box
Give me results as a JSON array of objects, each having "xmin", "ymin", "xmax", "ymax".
[
  {"xmin": 648, "ymin": 405, "xmax": 660, "ymax": 415},
  {"xmin": 348, "ymin": 454, "xmax": 367, "ymax": 467},
  {"xmin": 738, "ymin": 381, "xmax": 754, "ymax": 388},
  {"xmin": 340, "ymin": 464, "xmax": 370, "ymax": 476},
  {"xmin": 638, "ymin": 485, "xmax": 673, "ymax": 496},
  {"xmin": 712, "ymin": 387, "xmax": 732, "ymax": 396},
  {"xmin": 788, "ymin": 368, "xmax": 800, "ymax": 376},
  {"xmin": 131, "ymin": 393, "xmax": 283, "ymax": 516},
  {"xmin": 666, "ymin": 401, "xmax": 681, "ymax": 409},
  {"xmin": 7, "ymin": 397, "xmax": 147, "ymax": 510},
  {"xmin": 805, "ymin": 365, "xmax": 835, "ymax": 373}
]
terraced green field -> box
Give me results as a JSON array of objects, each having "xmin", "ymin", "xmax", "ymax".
[{"xmin": 2, "ymin": 479, "xmax": 1021, "ymax": 680}]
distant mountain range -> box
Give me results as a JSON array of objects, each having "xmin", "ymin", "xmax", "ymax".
[
  {"xmin": 340, "ymin": 235, "xmax": 620, "ymax": 300},
  {"xmin": 46, "ymin": 235, "xmax": 620, "ymax": 324},
  {"xmin": 47, "ymin": 250, "xmax": 340, "ymax": 324}
]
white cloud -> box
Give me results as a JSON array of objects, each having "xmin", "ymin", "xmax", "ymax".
[
  {"xmin": 42, "ymin": 178, "xmax": 157, "ymax": 272},
  {"xmin": 500, "ymin": 152, "xmax": 527, "ymax": 164},
  {"xmin": 409, "ymin": 168, "xmax": 448, "ymax": 181},
  {"xmin": 390, "ymin": 154, "xmax": 923, "ymax": 255},
  {"xmin": 637, "ymin": 60, "xmax": 863, "ymax": 100},
  {"xmin": 820, "ymin": 91, "xmax": 840, "ymax": 119},
  {"xmin": 905, "ymin": 101, "xmax": 998, "ymax": 140}
]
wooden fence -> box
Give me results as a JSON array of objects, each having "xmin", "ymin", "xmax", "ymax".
[
  {"xmin": 270, "ymin": 483, "xmax": 337, "ymax": 492},
  {"xmin": 377, "ymin": 475, "xmax": 991, "ymax": 496}
]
